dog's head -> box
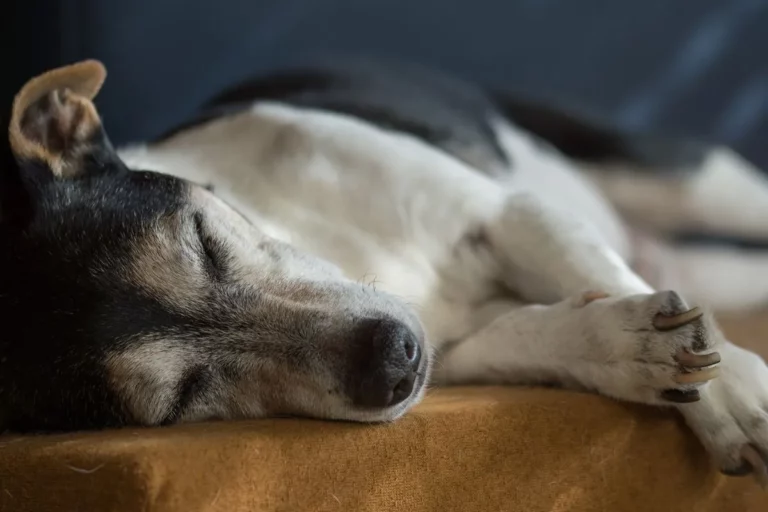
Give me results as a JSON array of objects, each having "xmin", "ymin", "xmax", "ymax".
[{"xmin": 0, "ymin": 61, "xmax": 429, "ymax": 432}]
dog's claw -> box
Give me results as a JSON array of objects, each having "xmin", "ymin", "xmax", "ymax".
[
  {"xmin": 674, "ymin": 367, "xmax": 721, "ymax": 384},
  {"xmin": 675, "ymin": 350, "xmax": 721, "ymax": 368},
  {"xmin": 660, "ymin": 388, "xmax": 701, "ymax": 403},
  {"xmin": 740, "ymin": 444, "xmax": 768, "ymax": 489},
  {"xmin": 581, "ymin": 290, "xmax": 610, "ymax": 305},
  {"xmin": 721, "ymin": 461, "xmax": 754, "ymax": 477},
  {"xmin": 652, "ymin": 306, "xmax": 704, "ymax": 331}
]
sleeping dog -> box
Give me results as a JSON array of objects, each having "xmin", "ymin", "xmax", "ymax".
[{"xmin": 2, "ymin": 58, "xmax": 768, "ymax": 483}]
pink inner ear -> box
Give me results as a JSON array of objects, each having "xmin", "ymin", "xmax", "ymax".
[
  {"xmin": 8, "ymin": 60, "xmax": 107, "ymax": 170},
  {"xmin": 21, "ymin": 89, "xmax": 103, "ymax": 156}
]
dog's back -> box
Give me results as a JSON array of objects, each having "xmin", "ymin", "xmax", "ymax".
[{"xmin": 134, "ymin": 56, "xmax": 768, "ymax": 305}]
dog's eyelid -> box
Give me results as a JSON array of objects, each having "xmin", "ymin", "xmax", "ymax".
[
  {"xmin": 192, "ymin": 211, "xmax": 226, "ymax": 280},
  {"xmin": 192, "ymin": 211, "xmax": 207, "ymax": 237}
]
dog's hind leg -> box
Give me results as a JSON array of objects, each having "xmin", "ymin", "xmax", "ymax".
[
  {"xmin": 492, "ymin": 93, "xmax": 768, "ymax": 242},
  {"xmin": 632, "ymin": 231, "xmax": 768, "ymax": 312},
  {"xmin": 581, "ymin": 146, "xmax": 768, "ymax": 242},
  {"xmin": 479, "ymin": 193, "xmax": 654, "ymax": 303}
]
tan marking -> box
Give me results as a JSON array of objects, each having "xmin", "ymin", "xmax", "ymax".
[
  {"xmin": 108, "ymin": 340, "xmax": 337, "ymax": 425},
  {"xmin": 127, "ymin": 213, "xmax": 208, "ymax": 310},
  {"xmin": 125, "ymin": 188, "xmax": 283, "ymax": 312},
  {"xmin": 246, "ymin": 360, "xmax": 341, "ymax": 419},
  {"xmin": 106, "ymin": 338, "xmax": 188, "ymax": 425},
  {"xmin": 9, "ymin": 60, "xmax": 106, "ymax": 176}
]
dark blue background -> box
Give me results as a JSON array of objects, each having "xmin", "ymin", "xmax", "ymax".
[{"xmin": 7, "ymin": 0, "xmax": 768, "ymax": 168}]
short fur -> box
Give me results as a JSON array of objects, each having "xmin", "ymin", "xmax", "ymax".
[{"xmin": 3, "ymin": 58, "xmax": 768, "ymax": 482}]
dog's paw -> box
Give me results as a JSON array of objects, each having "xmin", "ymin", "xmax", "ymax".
[
  {"xmin": 577, "ymin": 290, "xmax": 723, "ymax": 405},
  {"xmin": 677, "ymin": 342, "xmax": 768, "ymax": 487}
]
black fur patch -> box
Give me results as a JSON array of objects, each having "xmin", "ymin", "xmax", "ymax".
[
  {"xmin": 159, "ymin": 56, "xmax": 714, "ymax": 180},
  {"xmin": 157, "ymin": 58, "xmax": 512, "ymax": 176},
  {"xmin": 491, "ymin": 92, "xmax": 709, "ymax": 174},
  {"xmin": 0, "ymin": 149, "xmax": 192, "ymax": 431}
]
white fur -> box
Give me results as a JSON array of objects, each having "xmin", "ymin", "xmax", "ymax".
[
  {"xmin": 582, "ymin": 147, "xmax": 768, "ymax": 310},
  {"xmin": 494, "ymin": 119, "xmax": 632, "ymax": 259},
  {"xmin": 686, "ymin": 149, "xmax": 768, "ymax": 239},
  {"xmin": 120, "ymin": 102, "xmax": 768, "ymax": 476},
  {"xmin": 434, "ymin": 291, "xmax": 719, "ymax": 404}
]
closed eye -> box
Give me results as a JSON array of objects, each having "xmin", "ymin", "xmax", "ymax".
[{"xmin": 193, "ymin": 212, "xmax": 227, "ymax": 281}]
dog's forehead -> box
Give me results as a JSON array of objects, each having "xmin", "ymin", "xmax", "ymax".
[
  {"xmin": 9, "ymin": 170, "xmax": 196, "ymax": 312},
  {"xmin": 32, "ymin": 170, "xmax": 189, "ymax": 245},
  {"xmin": 72, "ymin": 174, "xmax": 212, "ymax": 310}
]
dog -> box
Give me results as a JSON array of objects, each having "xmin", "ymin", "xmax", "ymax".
[{"xmin": 2, "ymin": 57, "xmax": 768, "ymax": 484}]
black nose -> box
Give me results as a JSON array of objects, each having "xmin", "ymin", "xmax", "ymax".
[{"xmin": 348, "ymin": 318, "xmax": 422, "ymax": 408}]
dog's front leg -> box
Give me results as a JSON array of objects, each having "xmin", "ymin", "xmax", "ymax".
[
  {"xmin": 455, "ymin": 194, "xmax": 768, "ymax": 482},
  {"xmin": 437, "ymin": 291, "xmax": 768, "ymax": 482},
  {"xmin": 482, "ymin": 193, "xmax": 653, "ymax": 303},
  {"xmin": 435, "ymin": 290, "xmax": 721, "ymax": 406}
]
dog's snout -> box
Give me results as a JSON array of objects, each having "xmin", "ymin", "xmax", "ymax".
[{"xmin": 349, "ymin": 318, "xmax": 422, "ymax": 409}]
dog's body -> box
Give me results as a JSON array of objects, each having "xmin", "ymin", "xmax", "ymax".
[{"xmin": 2, "ymin": 58, "xmax": 768, "ymax": 481}]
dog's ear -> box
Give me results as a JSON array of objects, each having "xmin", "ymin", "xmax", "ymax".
[{"xmin": 8, "ymin": 60, "xmax": 117, "ymax": 178}]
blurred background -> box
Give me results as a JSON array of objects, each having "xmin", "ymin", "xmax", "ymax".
[{"xmin": 4, "ymin": 0, "xmax": 768, "ymax": 169}]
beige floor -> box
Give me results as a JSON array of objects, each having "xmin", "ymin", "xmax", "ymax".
[{"xmin": 718, "ymin": 311, "xmax": 768, "ymax": 358}]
